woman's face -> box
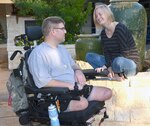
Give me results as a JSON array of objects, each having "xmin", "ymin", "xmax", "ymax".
[{"xmin": 95, "ymin": 8, "xmax": 108, "ymax": 26}]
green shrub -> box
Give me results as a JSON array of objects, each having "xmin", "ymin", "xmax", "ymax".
[
  {"xmin": 14, "ymin": 34, "xmax": 44, "ymax": 46},
  {"xmin": 13, "ymin": 0, "xmax": 92, "ymax": 44}
]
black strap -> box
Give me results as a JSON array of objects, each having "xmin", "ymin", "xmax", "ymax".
[
  {"xmin": 82, "ymin": 85, "xmax": 93, "ymax": 98},
  {"xmin": 99, "ymin": 110, "xmax": 109, "ymax": 126}
]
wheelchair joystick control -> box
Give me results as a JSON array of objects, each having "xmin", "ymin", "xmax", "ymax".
[
  {"xmin": 48, "ymin": 104, "xmax": 60, "ymax": 126},
  {"xmin": 74, "ymin": 82, "xmax": 79, "ymax": 95},
  {"xmin": 74, "ymin": 82, "xmax": 79, "ymax": 91}
]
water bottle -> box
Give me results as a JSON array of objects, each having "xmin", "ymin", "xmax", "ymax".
[{"xmin": 48, "ymin": 104, "xmax": 60, "ymax": 126}]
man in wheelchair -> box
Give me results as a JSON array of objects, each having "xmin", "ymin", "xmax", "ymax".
[
  {"xmin": 28, "ymin": 16, "xmax": 112, "ymax": 112},
  {"xmin": 8, "ymin": 16, "xmax": 112, "ymax": 126}
]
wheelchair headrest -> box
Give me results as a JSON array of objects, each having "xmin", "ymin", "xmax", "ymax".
[{"xmin": 25, "ymin": 26, "xmax": 43, "ymax": 41}]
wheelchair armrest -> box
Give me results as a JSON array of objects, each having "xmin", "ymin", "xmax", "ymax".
[
  {"xmin": 82, "ymin": 69, "xmax": 109, "ymax": 79},
  {"xmin": 25, "ymin": 85, "xmax": 70, "ymax": 95},
  {"xmin": 41, "ymin": 87, "xmax": 70, "ymax": 94},
  {"xmin": 25, "ymin": 85, "xmax": 81, "ymax": 102}
]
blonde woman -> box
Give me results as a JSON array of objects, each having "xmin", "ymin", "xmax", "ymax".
[{"xmin": 86, "ymin": 4, "xmax": 140, "ymax": 81}]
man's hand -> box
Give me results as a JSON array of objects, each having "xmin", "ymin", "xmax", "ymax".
[
  {"xmin": 77, "ymin": 83, "xmax": 84, "ymax": 90},
  {"xmin": 74, "ymin": 70, "xmax": 86, "ymax": 85}
]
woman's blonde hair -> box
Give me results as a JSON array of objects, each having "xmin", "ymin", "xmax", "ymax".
[{"xmin": 94, "ymin": 4, "xmax": 115, "ymax": 22}]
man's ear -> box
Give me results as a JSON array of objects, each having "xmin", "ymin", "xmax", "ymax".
[{"xmin": 50, "ymin": 29, "xmax": 56, "ymax": 35}]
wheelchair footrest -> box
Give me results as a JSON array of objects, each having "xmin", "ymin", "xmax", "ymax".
[{"xmin": 59, "ymin": 101, "xmax": 105, "ymax": 123}]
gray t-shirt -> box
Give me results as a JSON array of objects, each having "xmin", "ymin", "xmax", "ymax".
[{"xmin": 28, "ymin": 42, "xmax": 75, "ymax": 88}]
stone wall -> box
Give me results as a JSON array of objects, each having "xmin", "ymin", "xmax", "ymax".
[
  {"xmin": 77, "ymin": 61, "xmax": 150, "ymax": 126},
  {"xmin": 96, "ymin": 75, "xmax": 150, "ymax": 126},
  {"xmin": 93, "ymin": 74, "xmax": 150, "ymax": 126}
]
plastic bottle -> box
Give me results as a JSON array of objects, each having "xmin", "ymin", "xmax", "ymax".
[{"xmin": 48, "ymin": 104, "xmax": 60, "ymax": 126}]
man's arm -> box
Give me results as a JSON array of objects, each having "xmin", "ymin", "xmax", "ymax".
[
  {"xmin": 45, "ymin": 80, "xmax": 74, "ymax": 90},
  {"xmin": 72, "ymin": 64, "xmax": 82, "ymax": 71},
  {"xmin": 72, "ymin": 64, "xmax": 86, "ymax": 85}
]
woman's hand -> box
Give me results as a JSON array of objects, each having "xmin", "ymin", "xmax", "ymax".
[
  {"xmin": 107, "ymin": 67, "xmax": 114, "ymax": 78},
  {"xmin": 95, "ymin": 65, "xmax": 107, "ymax": 72}
]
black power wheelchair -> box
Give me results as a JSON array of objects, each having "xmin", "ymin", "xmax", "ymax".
[{"xmin": 9, "ymin": 26, "xmax": 109, "ymax": 126}]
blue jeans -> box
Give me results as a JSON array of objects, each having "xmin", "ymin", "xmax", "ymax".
[{"xmin": 85, "ymin": 52, "xmax": 137, "ymax": 77}]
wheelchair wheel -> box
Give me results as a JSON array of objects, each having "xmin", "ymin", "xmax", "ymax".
[{"xmin": 20, "ymin": 122, "xmax": 33, "ymax": 126}]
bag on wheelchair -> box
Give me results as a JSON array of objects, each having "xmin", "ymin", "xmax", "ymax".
[{"xmin": 6, "ymin": 55, "xmax": 29, "ymax": 113}]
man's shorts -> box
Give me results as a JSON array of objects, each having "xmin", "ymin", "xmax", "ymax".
[{"xmin": 60, "ymin": 84, "xmax": 93, "ymax": 112}]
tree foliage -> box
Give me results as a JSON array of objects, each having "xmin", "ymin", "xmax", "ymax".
[{"xmin": 13, "ymin": 0, "xmax": 92, "ymax": 44}]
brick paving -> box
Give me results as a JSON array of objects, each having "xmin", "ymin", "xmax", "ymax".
[{"xmin": 0, "ymin": 68, "xmax": 21, "ymax": 126}]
